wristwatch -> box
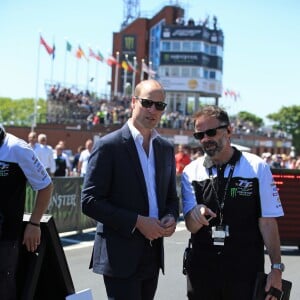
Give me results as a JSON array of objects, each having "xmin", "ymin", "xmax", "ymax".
[{"xmin": 271, "ymin": 263, "xmax": 285, "ymax": 272}]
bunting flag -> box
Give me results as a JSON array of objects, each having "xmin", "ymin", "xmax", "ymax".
[
  {"xmin": 40, "ymin": 35, "xmax": 54, "ymax": 55},
  {"xmin": 127, "ymin": 59, "xmax": 137, "ymax": 72},
  {"xmin": 66, "ymin": 41, "xmax": 72, "ymax": 52},
  {"xmin": 106, "ymin": 55, "xmax": 118, "ymax": 66},
  {"xmin": 223, "ymin": 88, "xmax": 240, "ymax": 101},
  {"xmin": 76, "ymin": 45, "xmax": 87, "ymax": 59},
  {"xmin": 89, "ymin": 48, "xmax": 103, "ymax": 61},
  {"xmin": 97, "ymin": 51, "xmax": 104, "ymax": 61},
  {"xmin": 142, "ymin": 61, "xmax": 156, "ymax": 76}
]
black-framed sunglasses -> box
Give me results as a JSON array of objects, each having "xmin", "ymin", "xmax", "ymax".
[
  {"xmin": 193, "ymin": 124, "xmax": 228, "ymax": 140},
  {"xmin": 135, "ymin": 96, "xmax": 167, "ymax": 111}
]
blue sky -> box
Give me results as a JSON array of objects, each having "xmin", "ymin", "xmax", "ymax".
[{"xmin": 0, "ymin": 0, "xmax": 299, "ymax": 123}]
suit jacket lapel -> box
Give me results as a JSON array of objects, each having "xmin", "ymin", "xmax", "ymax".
[{"xmin": 121, "ymin": 124, "xmax": 148, "ymax": 200}]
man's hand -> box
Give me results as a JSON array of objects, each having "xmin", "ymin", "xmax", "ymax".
[
  {"xmin": 23, "ymin": 223, "xmax": 41, "ymax": 252},
  {"xmin": 135, "ymin": 215, "xmax": 166, "ymax": 241},
  {"xmin": 160, "ymin": 214, "xmax": 176, "ymax": 237}
]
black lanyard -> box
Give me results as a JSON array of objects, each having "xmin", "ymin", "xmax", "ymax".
[{"xmin": 208, "ymin": 164, "xmax": 235, "ymax": 225}]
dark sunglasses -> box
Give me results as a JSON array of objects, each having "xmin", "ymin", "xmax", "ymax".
[
  {"xmin": 193, "ymin": 125, "xmax": 228, "ymax": 140},
  {"xmin": 135, "ymin": 97, "xmax": 167, "ymax": 111}
]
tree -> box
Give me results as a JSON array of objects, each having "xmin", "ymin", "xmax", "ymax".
[
  {"xmin": 0, "ymin": 97, "xmax": 47, "ymax": 126},
  {"xmin": 236, "ymin": 111, "xmax": 264, "ymax": 129},
  {"xmin": 267, "ymin": 105, "xmax": 300, "ymax": 154}
]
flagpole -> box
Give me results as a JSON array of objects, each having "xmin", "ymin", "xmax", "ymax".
[
  {"xmin": 132, "ymin": 56, "xmax": 136, "ymax": 96},
  {"xmin": 64, "ymin": 38, "xmax": 68, "ymax": 86},
  {"xmin": 140, "ymin": 58, "xmax": 144, "ymax": 81},
  {"xmin": 32, "ymin": 34, "xmax": 41, "ymax": 132},
  {"xmin": 123, "ymin": 54, "xmax": 128, "ymax": 96},
  {"xmin": 50, "ymin": 35, "xmax": 55, "ymax": 84},
  {"xmin": 86, "ymin": 58, "xmax": 90, "ymax": 91},
  {"xmin": 114, "ymin": 51, "xmax": 119, "ymax": 97},
  {"xmin": 95, "ymin": 57, "xmax": 99, "ymax": 96},
  {"xmin": 149, "ymin": 61, "xmax": 152, "ymax": 79}
]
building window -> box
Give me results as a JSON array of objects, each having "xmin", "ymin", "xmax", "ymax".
[
  {"xmin": 191, "ymin": 67, "xmax": 201, "ymax": 78},
  {"xmin": 204, "ymin": 43, "xmax": 210, "ymax": 54},
  {"xmin": 181, "ymin": 67, "xmax": 190, "ymax": 77},
  {"xmin": 182, "ymin": 41, "xmax": 191, "ymax": 51},
  {"xmin": 162, "ymin": 41, "xmax": 171, "ymax": 51},
  {"xmin": 192, "ymin": 41, "xmax": 201, "ymax": 52},
  {"xmin": 209, "ymin": 71, "xmax": 216, "ymax": 79},
  {"xmin": 172, "ymin": 41, "xmax": 181, "ymax": 51},
  {"xmin": 210, "ymin": 45, "xmax": 217, "ymax": 55},
  {"xmin": 171, "ymin": 66, "xmax": 180, "ymax": 76}
]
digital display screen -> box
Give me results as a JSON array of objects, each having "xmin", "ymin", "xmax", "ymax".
[{"xmin": 271, "ymin": 169, "xmax": 300, "ymax": 246}]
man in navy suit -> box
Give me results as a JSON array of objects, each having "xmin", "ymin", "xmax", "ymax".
[{"xmin": 81, "ymin": 79, "xmax": 179, "ymax": 300}]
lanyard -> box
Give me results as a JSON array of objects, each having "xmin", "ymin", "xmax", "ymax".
[{"xmin": 208, "ymin": 164, "xmax": 235, "ymax": 225}]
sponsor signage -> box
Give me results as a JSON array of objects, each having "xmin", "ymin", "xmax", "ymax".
[
  {"xmin": 159, "ymin": 77, "xmax": 222, "ymax": 95},
  {"xmin": 161, "ymin": 26, "xmax": 224, "ymax": 46},
  {"xmin": 160, "ymin": 52, "xmax": 222, "ymax": 70}
]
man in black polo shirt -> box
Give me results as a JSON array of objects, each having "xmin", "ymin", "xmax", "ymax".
[{"xmin": 181, "ymin": 106, "xmax": 284, "ymax": 300}]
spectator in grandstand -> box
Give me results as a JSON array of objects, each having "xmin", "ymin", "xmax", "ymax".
[
  {"xmin": 77, "ymin": 139, "xmax": 93, "ymax": 177},
  {"xmin": 36, "ymin": 133, "xmax": 56, "ymax": 176}
]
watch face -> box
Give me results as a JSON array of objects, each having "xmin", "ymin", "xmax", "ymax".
[{"xmin": 272, "ymin": 263, "xmax": 285, "ymax": 272}]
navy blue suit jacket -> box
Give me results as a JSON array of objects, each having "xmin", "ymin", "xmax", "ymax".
[{"xmin": 81, "ymin": 123, "xmax": 179, "ymax": 278}]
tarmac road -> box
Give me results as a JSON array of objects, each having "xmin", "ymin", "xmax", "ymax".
[{"xmin": 63, "ymin": 221, "xmax": 300, "ymax": 299}]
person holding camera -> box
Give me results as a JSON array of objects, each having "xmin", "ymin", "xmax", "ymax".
[{"xmin": 181, "ymin": 106, "xmax": 284, "ymax": 299}]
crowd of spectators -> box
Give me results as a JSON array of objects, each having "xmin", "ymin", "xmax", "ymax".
[{"xmin": 46, "ymin": 84, "xmax": 292, "ymax": 142}]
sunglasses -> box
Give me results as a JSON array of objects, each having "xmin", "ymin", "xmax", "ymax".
[
  {"xmin": 135, "ymin": 97, "xmax": 167, "ymax": 111},
  {"xmin": 193, "ymin": 125, "xmax": 228, "ymax": 140}
]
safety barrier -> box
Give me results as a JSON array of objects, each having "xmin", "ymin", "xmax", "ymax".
[{"xmin": 25, "ymin": 177, "xmax": 96, "ymax": 233}]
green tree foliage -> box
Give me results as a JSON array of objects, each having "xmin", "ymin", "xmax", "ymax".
[
  {"xmin": 237, "ymin": 111, "xmax": 264, "ymax": 128},
  {"xmin": 0, "ymin": 97, "xmax": 47, "ymax": 126},
  {"xmin": 267, "ymin": 105, "xmax": 300, "ymax": 153}
]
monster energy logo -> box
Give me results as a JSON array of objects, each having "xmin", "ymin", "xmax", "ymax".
[
  {"xmin": 123, "ymin": 35, "xmax": 135, "ymax": 50},
  {"xmin": 230, "ymin": 188, "xmax": 237, "ymax": 197}
]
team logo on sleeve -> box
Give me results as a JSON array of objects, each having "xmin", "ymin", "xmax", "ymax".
[{"xmin": 0, "ymin": 162, "xmax": 9, "ymax": 176}]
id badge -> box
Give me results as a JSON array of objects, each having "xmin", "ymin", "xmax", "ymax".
[{"xmin": 212, "ymin": 225, "xmax": 229, "ymax": 246}]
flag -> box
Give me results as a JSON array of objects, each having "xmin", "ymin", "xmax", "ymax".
[
  {"xmin": 89, "ymin": 48, "xmax": 102, "ymax": 61},
  {"xmin": 76, "ymin": 45, "xmax": 86, "ymax": 59},
  {"xmin": 121, "ymin": 60, "xmax": 129, "ymax": 71},
  {"xmin": 126, "ymin": 60, "xmax": 136, "ymax": 72},
  {"xmin": 40, "ymin": 35, "xmax": 54, "ymax": 55},
  {"xmin": 106, "ymin": 55, "xmax": 118, "ymax": 66},
  {"xmin": 97, "ymin": 51, "xmax": 104, "ymax": 61},
  {"xmin": 223, "ymin": 88, "xmax": 240, "ymax": 101},
  {"xmin": 66, "ymin": 41, "xmax": 72, "ymax": 52}
]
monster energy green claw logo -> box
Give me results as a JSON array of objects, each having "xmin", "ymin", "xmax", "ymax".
[{"xmin": 230, "ymin": 187, "xmax": 237, "ymax": 197}]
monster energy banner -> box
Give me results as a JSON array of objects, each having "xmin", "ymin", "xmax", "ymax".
[{"xmin": 25, "ymin": 177, "xmax": 96, "ymax": 233}]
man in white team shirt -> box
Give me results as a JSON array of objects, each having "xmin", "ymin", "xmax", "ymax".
[{"xmin": 0, "ymin": 125, "xmax": 53, "ymax": 300}]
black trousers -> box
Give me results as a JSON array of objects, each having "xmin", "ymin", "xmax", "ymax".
[
  {"xmin": 0, "ymin": 240, "xmax": 19, "ymax": 300},
  {"xmin": 103, "ymin": 240, "xmax": 160, "ymax": 300}
]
